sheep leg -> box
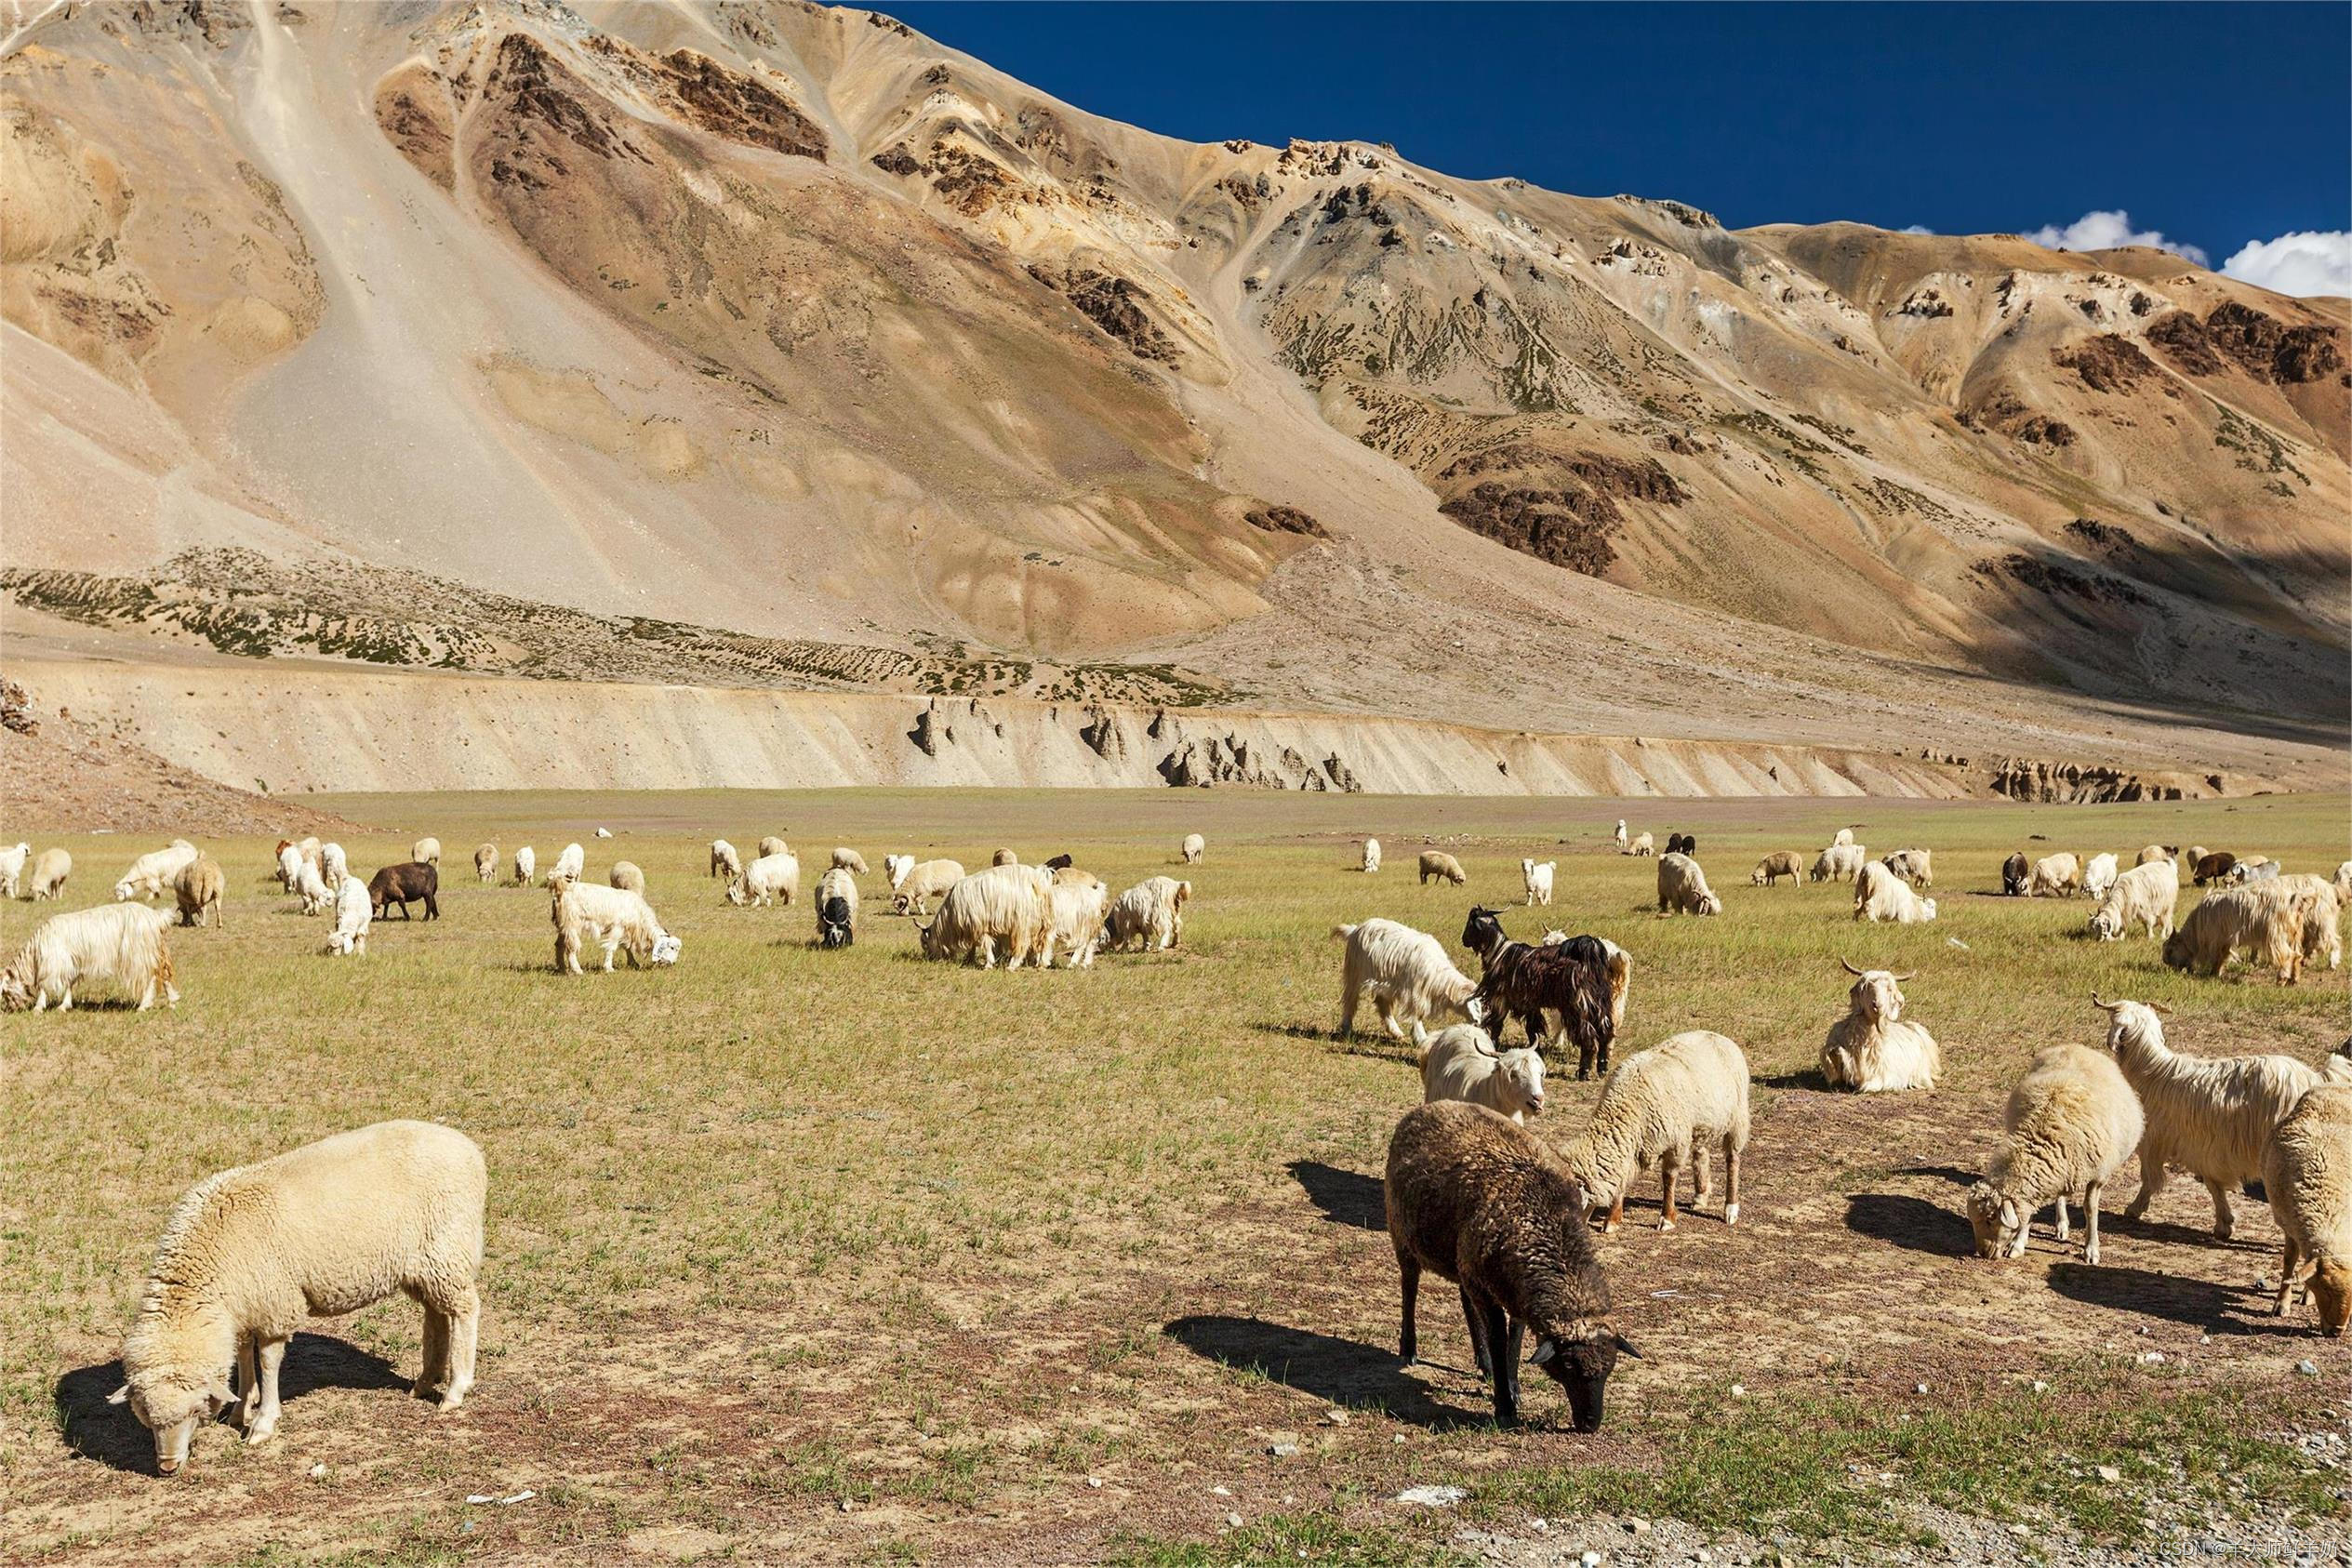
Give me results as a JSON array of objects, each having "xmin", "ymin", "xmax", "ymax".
[
  {"xmin": 1482, "ymin": 1297, "xmax": 1519, "ymax": 1427},
  {"xmin": 2203, "ymin": 1178, "xmax": 2235, "ymax": 1241},
  {"xmin": 2082, "ymin": 1182, "xmax": 2103, "ymax": 1265},
  {"xmin": 416, "ymin": 1303, "xmax": 448, "ymax": 1399},
  {"xmin": 1604, "ymin": 1189, "xmax": 1625, "ymax": 1234},
  {"xmin": 1377, "ymin": 994, "xmax": 1404, "ymax": 1041},
  {"xmin": 1504, "ymin": 1316, "xmax": 1525, "ymax": 1413},
  {"xmin": 234, "ymin": 1336, "xmax": 259, "ymax": 1429},
  {"xmin": 2123, "ymin": 1155, "xmax": 2166, "ymax": 1221},
  {"xmin": 2275, "ymin": 1240, "xmax": 2302, "ymax": 1316},
  {"xmin": 1396, "ymin": 1255, "xmax": 1419, "ymax": 1363},
  {"xmin": 246, "ymin": 1335, "xmax": 287, "ymax": 1443},
  {"xmin": 437, "ymin": 1285, "xmax": 480, "ymax": 1409},
  {"xmin": 1659, "ymin": 1162, "xmax": 1680, "ymax": 1232},
  {"xmin": 1693, "ymin": 1147, "xmax": 1714, "ymax": 1210},
  {"xmin": 2052, "ymin": 1193, "xmax": 2070, "ymax": 1243},
  {"xmin": 1723, "ymin": 1138, "xmax": 1742, "ymax": 1226},
  {"xmin": 1458, "ymin": 1286, "xmax": 1490, "ymax": 1377},
  {"xmin": 1337, "ymin": 981, "xmax": 1359, "ymax": 1039}
]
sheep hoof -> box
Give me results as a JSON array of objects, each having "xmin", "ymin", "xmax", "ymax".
[
  {"xmin": 1723, "ymin": 1203, "xmax": 1739, "ymax": 1226},
  {"xmin": 437, "ymin": 1389, "xmax": 469, "ymax": 1412},
  {"xmin": 1657, "ymin": 1218, "xmax": 1676, "ymax": 1232},
  {"xmin": 245, "ymin": 1417, "xmax": 278, "ymax": 1445}
]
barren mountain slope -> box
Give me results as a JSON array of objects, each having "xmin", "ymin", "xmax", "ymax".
[{"xmin": 1, "ymin": 0, "xmax": 2345, "ymax": 791}]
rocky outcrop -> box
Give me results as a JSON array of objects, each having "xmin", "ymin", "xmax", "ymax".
[{"xmin": 1982, "ymin": 758, "xmax": 2220, "ymax": 804}]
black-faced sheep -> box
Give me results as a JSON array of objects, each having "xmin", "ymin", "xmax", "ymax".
[{"xmin": 1385, "ymin": 1100, "xmax": 1636, "ymax": 1429}]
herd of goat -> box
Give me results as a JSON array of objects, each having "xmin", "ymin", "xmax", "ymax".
[{"xmin": 1, "ymin": 817, "xmax": 2345, "ymax": 1457}]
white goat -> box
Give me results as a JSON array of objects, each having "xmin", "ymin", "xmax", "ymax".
[
  {"xmin": 1521, "ymin": 857, "xmax": 1555, "ymax": 907},
  {"xmin": 1414, "ymin": 1021, "xmax": 1545, "ymax": 1123},
  {"xmin": 1332, "ymin": 918, "xmax": 1481, "ymax": 1040},
  {"xmin": 1820, "ymin": 962, "xmax": 1940, "ymax": 1092},
  {"xmin": 1854, "ymin": 860, "xmax": 1935, "ymax": 924},
  {"xmin": 2088, "ymin": 859, "xmax": 2178, "ymax": 942},
  {"xmin": 1, "ymin": 902, "xmax": 179, "ymax": 1011}
]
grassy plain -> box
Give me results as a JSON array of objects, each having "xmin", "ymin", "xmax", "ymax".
[{"xmin": 1, "ymin": 789, "xmax": 2346, "ymax": 1565}]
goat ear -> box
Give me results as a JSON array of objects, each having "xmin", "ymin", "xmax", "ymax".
[
  {"xmin": 107, "ymin": 1384, "xmax": 130, "ymax": 1405},
  {"xmin": 1999, "ymin": 1198, "xmax": 2019, "ymax": 1229},
  {"xmin": 1529, "ymin": 1336, "xmax": 1560, "ymax": 1365}
]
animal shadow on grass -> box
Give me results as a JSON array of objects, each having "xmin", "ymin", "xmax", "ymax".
[
  {"xmin": 1894, "ymin": 1164, "xmax": 1979, "ymax": 1189},
  {"xmin": 2046, "ymin": 1263, "xmax": 2279, "ymax": 1334},
  {"xmin": 1163, "ymin": 1315, "xmax": 1482, "ymax": 1430},
  {"xmin": 1844, "ymin": 1192, "xmax": 1974, "ymax": 1256},
  {"xmin": 1290, "ymin": 1160, "xmax": 1385, "ymax": 1230},
  {"xmin": 1755, "ymin": 1069, "xmax": 1829, "ymax": 1091},
  {"xmin": 57, "ymin": 1335, "xmax": 405, "ymax": 1473}
]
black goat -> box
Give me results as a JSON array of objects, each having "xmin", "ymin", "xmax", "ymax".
[{"xmin": 1460, "ymin": 906, "xmax": 1618, "ymax": 1081}]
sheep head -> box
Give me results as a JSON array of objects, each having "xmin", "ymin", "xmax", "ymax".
[
  {"xmin": 1963, "ymin": 1182, "xmax": 2027, "ymax": 1260},
  {"xmin": 109, "ymin": 1368, "xmax": 235, "ymax": 1475},
  {"xmin": 1841, "ymin": 962, "xmax": 1908, "ymax": 1022},
  {"xmin": 650, "ymin": 934, "xmax": 682, "ymax": 966},
  {"xmin": 1529, "ymin": 1322, "xmax": 1639, "ymax": 1433},
  {"xmin": 2314, "ymin": 1262, "xmax": 2351, "ymax": 1337}
]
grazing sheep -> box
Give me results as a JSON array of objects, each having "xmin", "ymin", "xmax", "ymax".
[
  {"xmin": 2265, "ymin": 1085, "xmax": 2352, "ymax": 1335},
  {"xmin": 368, "ymin": 863, "xmax": 439, "ymax": 921},
  {"xmin": 2136, "ymin": 844, "xmax": 2173, "ymax": 867},
  {"xmin": 916, "ymin": 863, "xmax": 1053, "ymax": 968},
  {"xmin": 1832, "ymin": 827, "xmax": 1856, "ymax": 847},
  {"xmin": 1625, "ymin": 832, "xmax": 1654, "ymax": 857},
  {"xmin": 2001, "ymin": 851, "xmax": 2030, "ymax": 897},
  {"xmin": 890, "ymin": 858, "xmax": 963, "ymax": 917},
  {"xmin": 1461, "ymin": 907, "xmax": 1620, "ymax": 1079},
  {"xmin": 2234, "ymin": 857, "xmax": 2280, "ymax": 885},
  {"xmin": 1420, "ymin": 851, "xmax": 1468, "ymax": 886},
  {"xmin": 473, "ymin": 844, "xmax": 498, "ymax": 884},
  {"xmin": 1385, "ymin": 1100, "xmax": 1636, "ymax": 1429},
  {"xmin": 2081, "ymin": 853, "xmax": 2121, "ymax": 902},
  {"xmin": 1750, "ymin": 851, "xmax": 1801, "ymax": 887},
  {"xmin": 320, "ymin": 844, "xmax": 348, "ymax": 892},
  {"xmin": 1107, "ymin": 876, "xmax": 1189, "ymax": 954},
  {"xmin": 830, "ymin": 847, "xmax": 869, "ymax": 876},
  {"xmin": 1561, "ymin": 1030, "xmax": 1751, "ymax": 1232},
  {"xmin": 2163, "ymin": 882, "xmax": 2309, "ymax": 984},
  {"xmin": 0, "ymin": 842, "xmax": 29, "ymax": 899},
  {"xmin": 728, "ymin": 850, "xmax": 801, "ymax": 909},
  {"xmin": 30, "ymin": 847, "xmax": 70, "ymax": 901},
  {"xmin": 542, "ymin": 843, "xmax": 585, "ymax": 888},
  {"xmin": 293, "ymin": 858, "xmax": 334, "ymax": 916},
  {"xmin": 111, "ymin": 1121, "xmax": 485, "ymax": 1468},
  {"xmin": 1812, "ymin": 844, "xmax": 1866, "ymax": 883},
  {"xmin": 1333, "ymin": 917, "xmax": 1481, "ymax": 1039},
  {"xmin": 512, "ymin": 846, "xmax": 537, "ymax": 887},
  {"xmin": 173, "ymin": 857, "xmax": 225, "ymax": 930},
  {"xmin": 411, "ymin": 837, "xmax": 441, "ymax": 868},
  {"xmin": 608, "ymin": 861, "xmax": 644, "ymax": 896},
  {"xmin": 710, "ymin": 840, "xmax": 740, "ymax": 881},
  {"xmin": 1854, "ymin": 860, "xmax": 1936, "ymax": 924},
  {"xmin": 1880, "ymin": 848, "xmax": 1933, "ymax": 889},
  {"xmin": 1043, "ymin": 876, "xmax": 1110, "ymax": 968},
  {"xmin": 2192, "ymin": 851, "xmax": 2238, "ymax": 886},
  {"xmin": 1415, "ymin": 1021, "xmax": 1546, "ymax": 1123},
  {"xmin": 884, "ymin": 853, "xmax": 914, "ymax": 891},
  {"xmin": 2026, "ymin": 853, "xmax": 2082, "ymax": 897},
  {"xmin": 1656, "ymin": 853, "xmax": 1722, "ymax": 917},
  {"xmin": 325, "ymin": 876, "xmax": 371, "ymax": 956},
  {"xmin": 115, "ymin": 842, "xmax": 200, "ymax": 903},
  {"xmin": 1821, "ymin": 961, "xmax": 1939, "ymax": 1093},
  {"xmin": 2335, "ymin": 861, "xmax": 2352, "ymax": 902},
  {"xmin": 1362, "ymin": 838, "xmax": 1383, "ymax": 874},
  {"xmin": 2089, "ymin": 859, "xmax": 2179, "ymax": 942},
  {"xmin": 1521, "ymin": 858, "xmax": 1556, "ymax": 906},
  {"xmin": 1181, "ymin": 832, "xmax": 1206, "ymax": 865},
  {"xmin": 757, "ymin": 836, "xmax": 789, "ymax": 859},
  {"xmin": 992, "ymin": 848, "xmax": 1019, "ymax": 868},
  {"xmin": 2094, "ymin": 996, "xmax": 2325, "ymax": 1239},
  {"xmin": 2278, "ymin": 874, "xmax": 2344, "ymax": 972},
  {"xmin": 1, "ymin": 902, "xmax": 179, "ymax": 1012},
  {"xmin": 1966, "ymin": 1043, "xmax": 2143, "ymax": 1265},
  {"xmin": 1613, "ymin": 818, "xmax": 1628, "ymax": 852},
  {"xmin": 816, "ymin": 866, "xmax": 859, "ymax": 949},
  {"xmin": 553, "ymin": 881, "xmax": 680, "ymax": 973},
  {"xmin": 1665, "ymin": 832, "xmax": 1695, "ymax": 857}
]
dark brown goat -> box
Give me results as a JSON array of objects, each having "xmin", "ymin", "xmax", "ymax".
[
  {"xmin": 1461, "ymin": 907, "xmax": 1617, "ymax": 1080},
  {"xmin": 368, "ymin": 862, "xmax": 439, "ymax": 921}
]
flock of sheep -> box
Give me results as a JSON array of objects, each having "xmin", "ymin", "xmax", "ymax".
[{"xmin": 3, "ymin": 816, "xmax": 2345, "ymax": 1462}]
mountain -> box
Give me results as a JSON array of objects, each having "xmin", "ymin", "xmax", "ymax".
[{"xmin": 3, "ymin": 0, "xmax": 2345, "ymax": 795}]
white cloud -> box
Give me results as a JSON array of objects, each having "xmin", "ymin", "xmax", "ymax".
[
  {"xmin": 2022, "ymin": 209, "xmax": 2208, "ymax": 267},
  {"xmin": 2219, "ymin": 231, "xmax": 2352, "ymax": 299},
  {"xmin": 1899, "ymin": 224, "xmax": 1934, "ymax": 236}
]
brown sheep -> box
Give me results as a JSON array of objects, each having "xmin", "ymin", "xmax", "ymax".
[
  {"xmin": 172, "ymin": 857, "xmax": 225, "ymax": 930},
  {"xmin": 1749, "ymin": 851, "xmax": 1801, "ymax": 887}
]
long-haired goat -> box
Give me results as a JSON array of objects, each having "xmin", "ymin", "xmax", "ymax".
[{"xmin": 1461, "ymin": 906, "xmax": 1619, "ymax": 1081}]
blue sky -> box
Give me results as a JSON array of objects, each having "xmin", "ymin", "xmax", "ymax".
[{"xmin": 885, "ymin": 2, "xmax": 2352, "ymax": 294}]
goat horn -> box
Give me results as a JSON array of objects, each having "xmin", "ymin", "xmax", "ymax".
[
  {"xmin": 2148, "ymin": 1002, "xmax": 2174, "ymax": 1017},
  {"xmin": 2090, "ymin": 990, "xmax": 2116, "ymax": 1010},
  {"xmin": 1889, "ymin": 971, "xmax": 1915, "ymax": 983},
  {"xmin": 1839, "ymin": 957, "xmax": 1866, "ymax": 977}
]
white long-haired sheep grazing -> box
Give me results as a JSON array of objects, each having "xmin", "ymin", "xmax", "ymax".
[
  {"xmin": 0, "ymin": 841, "xmax": 30, "ymax": 899},
  {"xmin": 1043, "ymin": 875, "xmax": 1110, "ymax": 969},
  {"xmin": 1521, "ymin": 858, "xmax": 1555, "ymax": 907},
  {"xmin": 320, "ymin": 843, "xmax": 348, "ymax": 892},
  {"xmin": 2279, "ymin": 874, "xmax": 2344, "ymax": 973},
  {"xmin": 2163, "ymin": 882, "xmax": 2308, "ymax": 984},
  {"xmin": 757, "ymin": 835, "xmax": 789, "ymax": 859},
  {"xmin": 543, "ymin": 843, "xmax": 585, "ymax": 888},
  {"xmin": 1331, "ymin": 918, "xmax": 1481, "ymax": 1040},
  {"xmin": 1821, "ymin": 962, "xmax": 1939, "ymax": 1093},
  {"xmin": 512, "ymin": 845, "xmax": 537, "ymax": 886},
  {"xmin": 710, "ymin": 840, "xmax": 741, "ymax": 881},
  {"xmin": 1105, "ymin": 876, "xmax": 1189, "ymax": 954},
  {"xmin": 2082, "ymin": 852, "xmax": 2119, "ymax": 902},
  {"xmin": 891, "ymin": 858, "xmax": 963, "ymax": 917},
  {"xmin": 2264, "ymin": 1085, "xmax": 2352, "ymax": 1335},
  {"xmin": 917, "ymin": 863, "xmax": 1052, "ymax": 968},
  {"xmin": 1361, "ymin": 838, "xmax": 1382, "ymax": 874},
  {"xmin": 2026, "ymin": 852, "xmax": 2081, "ymax": 898},
  {"xmin": 2, "ymin": 902, "xmax": 179, "ymax": 1012},
  {"xmin": 1415, "ymin": 1021, "xmax": 1545, "ymax": 1124},
  {"xmin": 1561, "ymin": 1030, "xmax": 1751, "ymax": 1232},
  {"xmin": 1881, "ymin": 848, "xmax": 1933, "ymax": 889},
  {"xmin": 115, "ymin": 841, "xmax": 200, "ymax": 903},
  {"xmin": 411, "ymin": 836, "xmax": 441, "ymax": 868},
  {"xmin": 608, "ymin": 861, "xmax": 644, "ymax": 895},
  {"xmin": 553, "ymin": 881, "xmax": 680, "ymax": 974},
  {"xmin": 1966, "ymin": 1043, "xmax": 2143, "ymax": 1265},
  {"xmin": 2094, "ymin": 996, "xmax": 2326, "ymax": 1239},
  {"xmin": 31, "ymin": 847, "xmax": 71, "ymax": 901},
  {"xmin": 1656, "ymin": 853, "xmax": 1721, "ymax": 917},
  {"xmin": 1419, "ymin": 851, "xmax": 1468, "ymax": 886},
  {"xmin": 1181, "ymin": 832, "xmax": 1205, "ymax": 865},
  {"xmin": 473, "ymin": 844, "xmax": 498, "ymax": 884},
  {"xmin": 326, "ymin": 876, "xmax": 371, "ymax": 956},
  {"xmin": 1854, "ymin": 860, "xmax": 1935, "ymax": 924},
  {"xmin": 2088, "ymin": 858, "xmax": 2178, "ymax": 942},
  {"xmin": 111, "ymin": 1121, "xmax": 485, "ymax": 1470},
  {"xmin": 1811, "ymin": 844, "xmax": 1865, "ymax": 883}
]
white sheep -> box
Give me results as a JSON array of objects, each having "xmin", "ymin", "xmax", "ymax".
[
  {"xmin": 1614, "ymin": 818, "xmax": 1629, "ymax": 851},
  {"xmin": 2026, "ymin": 852, "xmax": 2082, "ymax": 897},
  {"xmin": 2264, "ymin": 1084, "xmax": 2351, "ymax": 1334},
  {"xmin": 1966, "ymin": 1043, "xmax": 2143, "ymax": 1265},
  {"xmin": 2163, "ymin": 881, "xmax": 2309, "ymax": 983},
  {"xmin": 757, "ymin": 835, "xmax": 789, "ymax": 859},
  {"xmin": 320, "ymin": 843, "xmax": 348, "ymax": 892},
  {"xmin": 1106, "ymin": 875, "xmax": 1189, "ymax": 953},
  {"xmin": 473, "ymin": 844, "xmax": 498, "ymax": 884},
  {"xmin": 1182, "ymin": 832, "xmax": 1206, "ymax": 865},
  {"xmin": 1415, "ymin": 1021, "xmax": 1546, "ymax": 1123},
  {"xmin": 1561, "ymin": 1030, "xmax": 1750, "ymax": 1232},
  {"xmin": 594, "ymin": 827, "xmax": 614, "ymax": 839},
  {"xmin": 1331, "ymin": 918, "xmax": 1481, "ymax": 1039},
  {"xmin": 2088, "ymin": 859, "xmax": 2178, "ymax": 942},
  {"xmin": 512, "ymin": 845, "xmax": 538, "ymax": 886},
  {"xmin": 1881, "ymin": 848, "xmax": 1933, "ymax": 889},
  {"xmin": 543, "ymin": 843, "xmax": 585, "ymax": 887},
  {"xmin": 0, "ymin": 841, "xmax": 32, "ymax": 899},
  {"xmin": 2335, "ymin": 860, "xmax": 2352, "ymax": 902},
  {"xmin": 2094, "ymin": 996, "xmax": 2325, "ymax": 1239},
  {"xmin": 326, "ymin": 876, "xmax": 371, "ymax": 956},
  {"xmin": 608, "ymin": 861, "xmax": 644, "ymax": 895},
  {"xmin": 1820, "ymin": 961, "xmax": 1940, "ymax": 1092},
  {"xmin": 1810, "ymin": 844, "xmax": 1865, "ymax": 883},
  {"xmin": 1656, "ymin": 853, "xmax": 1722, "ymax": 917},
  {"xmin": 1853, "ymin": 859, "xmax": 1935, "ymax": 924},
  {"xmin": 890, "ymin": 858, "xmax": 963, "ymax": 917},
  {"xmin": 916, "ymin": 863, "xmax": 1052, "ymax": 968},
  {"xmin": 2, "ymin": 902, "xmax": 180, "ymax": 1011},
  {"xmin": 831, "ymin": 847, "xmax": 869, "ymax": 876},
  {"xmin": 2082, "ymin": 852, "xmax": 2119, "ymax": 902},
  {"xmin": 1361, "ymin": 838, "xmax": 1382, "ymax": 874},
  {"xmin": 293, "ymin": 858, "xmax": 333, "ymax": 916},
  {"xmin": 1750, "ymin": 851, "xmax": 1802, "ymax": 887},
  {"xmin": 1419, "ymin": 850, "xmax": 1468, "ymax": 886},
  {"xmin": 115, "ymin": 842, "xmax": 200, "ymax": 903},
  {"xmin": 111, "ymin": 1121, "xmax": 485, "ymax": 1468},
  {"xmin": 1043, "ymin": 876, "xmax": 1110, "ymax": 969},
  {"xmin": 2136, "ymin": 844, "xmax": 2173, "ymax": 866},
  {"xmin": 1626, "ymin": 831, "xmax": 1655, "ymax": 857},
  {"xmin": 277, "ymin": 841, "xmax": 305, "ymax": 888},
  {"xmin": 411, "ymin": 836, "xmax": 441, "ymax": 867},
  {"xmin": 1521, "ymin": 857, "xmax": 1555, "ymax": 907},
  {"xmin": 1832, "ymin": 827, "xmax": 1856, "ymax": 847},
  {"xmin": 553, "ymin": 881, "xmax": 680, "ymax": 973},
  {"xmin": 2279, "ymin": 874, "xmax": 2345, "ymax": 973},
  {"xmin": 727, "ymin": 849, "xmax": 801, "ymax": 909},
  {"xmin": 710, "ymin": 840, "xmax": 741, "ymax": 881},
  {"xmin": 173, "ymin": 857, "xmax": 225, "ymax": 930},
  {"xmin": 31, "ymin": 847, "xmax": 71, "ymax": 901}
]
